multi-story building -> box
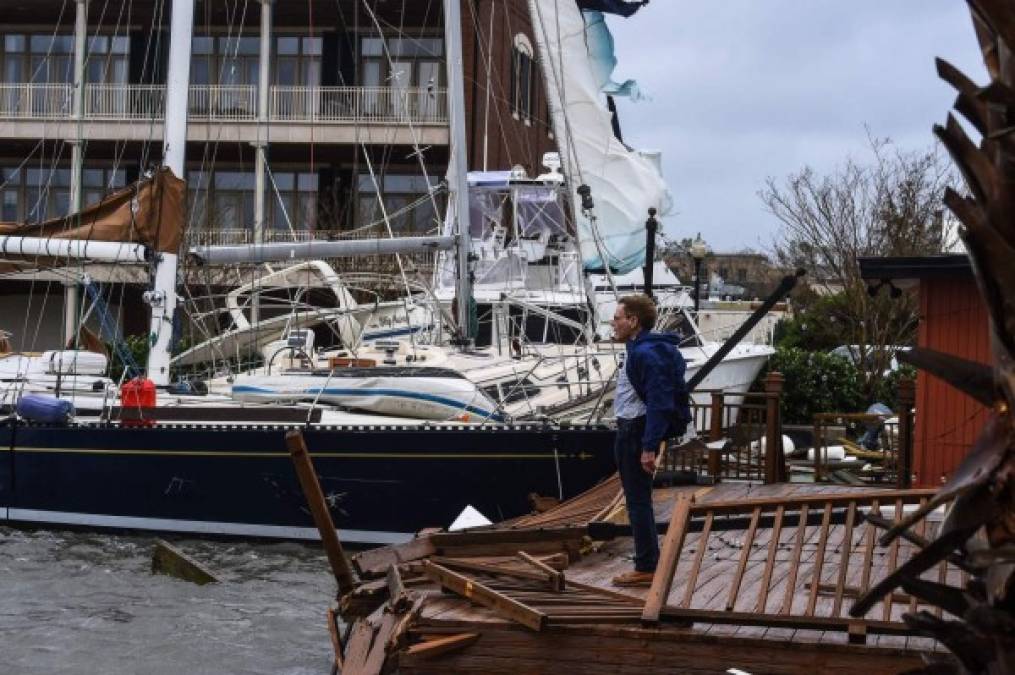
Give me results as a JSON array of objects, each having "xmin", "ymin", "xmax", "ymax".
[{"xmin": 0, "ymin": 0, "xmax": 557, "ymax": 350}]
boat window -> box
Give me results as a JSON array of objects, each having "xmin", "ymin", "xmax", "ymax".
[
  {"xmin": 658, "ymin": 310, "xmax": 701, "ymax": 347},
  {"xmin": 468, "ymin": 187, "xmax": 508, "ymax": 239},
  {"xmin": 489, "ymin": 377, "xmax": 539, "ymax": 405},
  {"xmin": 514, "ymin": 186, "xmax": 566, "ymax": 238}
]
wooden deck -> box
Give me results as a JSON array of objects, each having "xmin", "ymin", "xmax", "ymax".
[{"xmin": 336, "ymin": 480, "xmax": 949, "ymax": 673}]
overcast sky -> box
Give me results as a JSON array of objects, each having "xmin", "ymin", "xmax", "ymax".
[{"xmin": 606, "ymin": 1, "xmax": 986, "ymax": 253}]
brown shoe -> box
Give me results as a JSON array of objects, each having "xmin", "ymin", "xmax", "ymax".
[{"xmin": 611, "ymin": 570, "xmax": 655, "ymax": 587}]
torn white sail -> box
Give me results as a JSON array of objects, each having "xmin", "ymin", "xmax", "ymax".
[{"xmin": 528, "ymin": 1, "xmax": 672, "ymax": 274}]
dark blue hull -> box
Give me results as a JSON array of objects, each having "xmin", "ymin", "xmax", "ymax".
[{"xmin": 0, "ymin": 421, "xmax": 615, "ymax": 544}]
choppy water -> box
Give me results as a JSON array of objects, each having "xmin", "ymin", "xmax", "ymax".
[{"xmin": 0, "ymin": 527, "xmax": 338, "ymax": 675}]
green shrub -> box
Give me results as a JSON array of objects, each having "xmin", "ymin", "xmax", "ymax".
[
  {"xmin": 106, "ymin": 334, "xmax": 150, "ymax": 382},
  {"xmin": 764, "ymin": 347, "xmax": 865, "ymax": 424}
]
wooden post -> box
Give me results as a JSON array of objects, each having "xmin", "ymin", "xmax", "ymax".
[
  {"xmin": 896, "ymin": 377, "xmax": 916, "ymax": 488},
  {"xmin": 286, "ymin": 430, "xmax": 356, "ymax": 596},
  {"xmin": 764, "ymin": 371, "xmax": 785, "ymax": 484},
  {"xmin": 708, "ymin": 391, "xmax": 723, "ymax": 441},
  {"xmin": 707, "ymin": 447, "xmax": 722, "ymax": 482},
  {"xmin": 708, "ymin": 391, "xmax": 724, "ymax": 482}
]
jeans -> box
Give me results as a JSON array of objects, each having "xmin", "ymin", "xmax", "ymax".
[{"xmin": 614, "ymin": 416, "xmax": 658, "ymax": 572}]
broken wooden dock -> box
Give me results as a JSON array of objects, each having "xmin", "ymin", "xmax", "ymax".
[{"xmin": 328, "ymin": 478, "xmax": 953, "ymax": 673}]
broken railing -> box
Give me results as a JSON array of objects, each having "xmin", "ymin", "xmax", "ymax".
[
  {"xmin": 662, "ymin": 371, "xmax": 786, "ymax": 484},
  {"xmin": 806, "ymin": 378, "xmax": 916, "ymax": 488},
  {"xmin": 639, "ymin": 487, "xmax": 955, "ymax": 642}
]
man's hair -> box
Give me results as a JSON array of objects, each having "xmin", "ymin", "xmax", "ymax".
[{"xmin": 618, "ymin": 294, "xmax": 657, "ymax": 331}]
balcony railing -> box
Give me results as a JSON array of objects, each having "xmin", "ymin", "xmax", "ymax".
[{"xmin": 0, "ymin": 83, "xmax": 447, "ymax": 125}]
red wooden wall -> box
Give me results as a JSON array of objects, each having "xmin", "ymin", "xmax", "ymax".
[{"xmin": 912, "ymin": 276, "xmax": 993, "ymax": 487}]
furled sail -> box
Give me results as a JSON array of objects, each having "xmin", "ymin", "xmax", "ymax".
[
  {"xmin": 0, "ymin": 166, "xmax": 185, "ymax": 271},
  {"xmin": 528, "ymin": 0, "xmax": 671, "ymax": 274}
]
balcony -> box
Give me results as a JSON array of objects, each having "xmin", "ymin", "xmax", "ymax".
[{"xmin": 0, "ymin": 83, "xmax": 449, "ymax": 145}]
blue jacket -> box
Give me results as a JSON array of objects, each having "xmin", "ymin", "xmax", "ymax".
[{"xmin": 625, "ymin": 331, "xmax": 692, "ymax": 453}]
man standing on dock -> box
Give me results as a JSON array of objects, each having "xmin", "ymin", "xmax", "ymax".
[{"xmin": 609, "ymin": 295, "xmax": 690, "ymax": 587}]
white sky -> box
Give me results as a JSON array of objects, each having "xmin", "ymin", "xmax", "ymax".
[{"xmin": 606, "ymin": 1, "xmax": 986, "ymax": 252}]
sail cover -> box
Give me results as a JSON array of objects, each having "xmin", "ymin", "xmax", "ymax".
[
  {"xmin": 0, "ymin": 166, "xmax": 185, "ymax": 266},
  {"xmin": 528, "ymin": 0, "xmax": 670, "ymax": 274}
]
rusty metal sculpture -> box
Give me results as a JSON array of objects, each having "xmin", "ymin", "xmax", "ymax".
[{"xmin": 849, "ymin": 2, "xmax": 1015, "ymax": 672}]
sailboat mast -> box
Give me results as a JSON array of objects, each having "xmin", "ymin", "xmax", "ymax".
[
  {"xmin": 443, "ymin": 0, "xmax": 474, "ymax": 346},
  {"xmin": 147, "ymin": 0, "xmax": 194, "ymax": 385}
]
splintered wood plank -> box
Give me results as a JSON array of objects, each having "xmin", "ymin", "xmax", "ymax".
[
  {"xmin": 832, "ymin": 501, "xmax": 857, "ymax": 617},
  {"xmin": 431, "ymin": 556, "xmax": 555, "ymax": 586},
  {"xmin": 755, "ymin": 504, "xmax": 784, "ymax": 614},
  {"xmin": 681, "ymin": 511, "xmax": 713, "ymax": 608},
  {"xmin": 387, "ymin": 564, "xmax": 406, "ymax": 606},
  {"xmin": 858, "ymin": 500, "xmax": 880, "ymax": 597},
  {"xmin": 353, "ymin": 535, "xmax": 437, "ymax": 578},
  {"xmin": 806, "ymin": 503, "xmax": 834, "ymax": 616},
  {"xmin": 423, "ymin": 561, "xmax": 547, "ymax": 631},
  {"xmin": 516, "ymin": 551, "xmax": 565, "ymax": 592},
  {"xmin": 405, "ymin": 632, "xmax": 480, "ymax": 660},
  {"xmin": 726, "ymin": 506, "xmax": 762, "ymax": 612},
  {"xmin": 641, "ymin": 494, "xmax": 693, "ymax": 625},
  {"xmin": 341, "ymin": 621, "xmax": 376, "ymax": 674},
  {"xmin": 882, "ymin": 498, "xmax": 905, "ymax": 622},
  {"xmin": 780, "ymin": 503, "xmax": 809, "ymax": 615},
  {"xmin": 361, "ymin": 612, "xmax": 398, "ymax": 674}
]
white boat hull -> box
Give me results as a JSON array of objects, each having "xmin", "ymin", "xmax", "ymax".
[{"xmin": 230, "ymin": 370, "xmax": 502, "ymax": 422}]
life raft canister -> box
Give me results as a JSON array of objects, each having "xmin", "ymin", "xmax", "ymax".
[{"xmin": 120, "ymin": 377, "xmax": 156, "ymax": 427}]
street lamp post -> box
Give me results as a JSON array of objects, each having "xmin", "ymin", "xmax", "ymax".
[{"xmin": 688, "ymin": 233, "xmax": 708, "ymax": 314}]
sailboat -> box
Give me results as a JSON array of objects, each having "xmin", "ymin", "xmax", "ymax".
[
  {"xmin": 0, "ymin": 0, "xmax": 623, "ymax": 545},
  {"xmin": 0, "ymin": 0, "xmax": 775, "ymax": 543}
]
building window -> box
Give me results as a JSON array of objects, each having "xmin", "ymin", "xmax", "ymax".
[
  {"xmin": 1, "ymin": 167, "xmax": 21, "ymax": 221},
  {"xmin": 82, "ymin": 167, "xmax": 126, "ymax": 206},
  {"xmin": 190, "ymin": 35, "xmax": 259, "ymax": 87},
  {"xmin": 187, "ymin": 168, "xmax": 319, "ymax": 239},
  {"xmin": 274, "ymin": 36, "xmax": 322, "ymax": 86},
  {"xmin": 357, "ymin": 173, "xmax": 441, "ymax": 235},
  {"xmin": 0, "ymin": 33, "xmax": 128, "ymax": 85},
  {"xmin": 269, "ymin": 171, "xmax": 319, "ymax": 231},
  {"xmin": 84, "ymin": 35, "xmax": 129, "ymax": 85},
  {"xmin": 0, "ymin": 164, "xmax": 123, "ymax": 222},
  {"xmin": 359, "ymin": 36, "xmax": 443, "ymax": 117},
  {"xmin": 510, "ymin": 34, "xmax": 534, "ymax": 123}
]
